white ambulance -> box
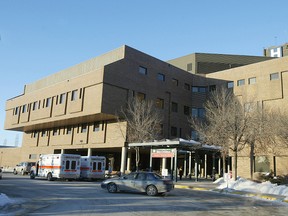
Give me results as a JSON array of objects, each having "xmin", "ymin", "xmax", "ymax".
[
  {"xmin": 80, "ymin": 156, "xmax": 106, "ymax": 180},
  {"xmin": 30, "ymin": 154, "xmax": 81, "ymax": 181}
]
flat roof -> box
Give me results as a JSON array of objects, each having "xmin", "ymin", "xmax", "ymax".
[{"xmin": 128, "ymin": 138, "xmax": 221, "ymax": 151}]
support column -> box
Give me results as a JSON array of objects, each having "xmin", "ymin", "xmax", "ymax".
[
  {"xmin": 183, "ymin": 155, "xmax": 187, "ymax": 177},
  {"xmin": 87, "ymin": 148, "xmax": 92, "ymax": 156},
  {"xmin": 204, "ymin": 154, "xmax": 207, "ymax": 178},
  {"xmin": 218, "ymin": 158, "xmax": 221, "ymax": 175},
  {"xmin": 149, "ymin": 148, "xmax": 153, "ymax": 171},
  {"xmin": 174, "ymin": 149, "xmax": 178, "ymax": 182},
  {"xmin": 188, "ymin": 151, "xmax": 192, "ymax": 178},
  {"xmin": 120, "ymin": 147, "xmax": 127, "ymax": 175},
  {"xmin": 127, "ymin": 150, "xmax": 131, "ymax": 172},
  {"xmin": 61, "ymin": 149, "xmax": 65, "ymax": 154},
  {"xmin": 162, "ymin": 158, "xmax": 167, "ymax": 169}
]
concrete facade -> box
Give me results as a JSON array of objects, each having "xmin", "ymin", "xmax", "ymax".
[
  {"xmin": 205, "ymin": 56, "xmax": 288, "ymax": 177},
  {"xmin": 2, "ymin": 45, "xmax": 212, "ymax": 173}
]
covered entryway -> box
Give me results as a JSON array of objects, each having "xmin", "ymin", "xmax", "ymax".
[{"xmin": 127, "ymin": 138, "xmax": 221, "ymax": 181}]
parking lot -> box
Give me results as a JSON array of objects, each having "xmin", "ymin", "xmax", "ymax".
[{"xmin": 1, "ymin": 173, "xmax": 288, "ymax": 216}]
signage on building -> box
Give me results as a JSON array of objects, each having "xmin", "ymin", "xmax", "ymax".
[
  {"xmin": 270, "ymin": 47, "xmax": 283, "ymax": 57},
  {"xmin": 151, "ymin": 149, "xmax": 175, "ymax": 158}
]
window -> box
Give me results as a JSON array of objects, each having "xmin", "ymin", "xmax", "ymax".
[
  {"xmin": 184, "ymin": 106, "xmax": 190, "ymax": 116},
  {"xmin": 248, "ymin": 77, "xmax": 256, "ymax": 85},
  {"xmin": 93, "ymin": 122, "xmax": 100, "ymax": 132},
  {"xmin": 32, "ymin": 131, "xmax": 38, "ymax": 138},
  {"xmin": 270, "ymin": 72, "xmax": 279, "ymax": 80},
  {"xmin": 255, "ymin": 156, "xmax": 270, "ymax": 172},
  {"xmin": 192, "ymin": 108, "xmax": 198, "ymax": 117},
  {"xmin": 22, "ymin": 104, "xmax": 27, "ymax": 113},
  {"xmin": 192, "ymin": 86, "xmax": 207, "ymax": 93},
  {"xmin": 187, "ymin": 63, "xmax": 192, "ymax": 71},
  {"xmin": 171, "ymin": 102, "xmax": 178, "ymax": 112},
  {"xmin": 71, "ymin": 90, "xmax": 78, "ymax": 101},
  {"xmin": 237, "ymin": 79, "xmax": 245, "ymax": 86},
  {"xmin": 136, "ymin": 92, "xmax": 146, "ymax": 101},
  {"xmin": 92, "ymin": 162, "xmax": 97, "ymax": 171},
  {"xmin": 66, "ymin": 126, "xmax": 72, "ymax": 135},
  {"xmin": 53, "ymin": 129, "xmax": 58, "ymax": 136},
  {"xmin": 14, "ymin": 107, "xmax": 19, "ymax": 115},
  {"xmin": 209, "ymin": 85, "xmax": 216, "ymax": 92},
  {"xmin": 98, "ymin": 162, "xmax": 102, "ymax": 171},
  {"xmin": 192, "ymin": 108, "xmax": 205, "ymax": 118},
  {"xmin": 172, "ymin": 78, "xmax": 178, "ymax": 86},
  {"xmin": 198, "ymin": 108, "xmax": 205, "ymax": 118},
  {"xmin": 227, "ymin": 81, "xmax": 234, "ymax": 88},
  {"xmin": 156, "ymin": 98, "xmax": 164, "ymax": 109},
  {"xmin": 81, "ymin": 124, "xmax": 87, "ymax": 133},
  {"xmin": 157, "ymin": 73, "xmax": 165, "ymax": 81},
  {"xmin": 171, "ymin": 126, "xmax": 177, "ymax": 137},
  {"xmin": 65, "ymin": 161, "xmax": 70, "ymax": 169},
  {"xmin": 139, "ymin": 66, "xmax": 147, "ymax": 75},
  {"xmin": 41, "ymin": 130, "xmax": 46, "ymax": 137},
  {"xmin": 29, "ymin": 154, "xmax": 37, "ymax": 159},
  {"xmin": 191, "ymin": 130, "xmax": 199, "ymax": 141},
  {"xmin": 184, "ymin": 83, "xmax": 190, "ymax": 90},
  {"xmin": 46, "ymin": 97, "xmax": 51, "ymax": 107},
  {"xmin": 59, "ymin": 93, "xmax": 66, "ymax": 104},
  {"xmin": 71, "ymin": 161, "xmax": 77, "ymax": 170},
  {"xmin": 32, "ymin": 101, "xmax": 38, "ymax": 110}
]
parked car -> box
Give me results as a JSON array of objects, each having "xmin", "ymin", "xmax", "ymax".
[
  {"xmin": 13, "ymin": 162, "xmax": 36, "ymax": 175},
  {"xmin": 0, "ymin": 167, "xmax": 2, "ymax": 179},
  {"xmin": 101, "ymin": 171, "xmax": 174, "ymax": 196}
]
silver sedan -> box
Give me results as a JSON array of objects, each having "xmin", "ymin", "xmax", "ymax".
[{"xmin": 101, "ymin": 171, "xmax": 174, "ymax": 196}]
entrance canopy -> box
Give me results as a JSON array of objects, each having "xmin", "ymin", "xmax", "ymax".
[{"xmin": 128, "ymin": 138, "xmax": 221, "ymax": 152}]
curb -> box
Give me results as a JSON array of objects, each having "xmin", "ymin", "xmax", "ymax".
[{"xmin": 175, "ymin": 184, "xmax": 288, "ymax": 203}]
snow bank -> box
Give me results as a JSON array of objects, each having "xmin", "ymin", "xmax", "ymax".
[
  {"xmin": 216, "ymin": 177, "xmax": 288, "ymax": 198},
  {"xmin": 0, "ymin": 193, "xmax": 16, "ymax": 207}
]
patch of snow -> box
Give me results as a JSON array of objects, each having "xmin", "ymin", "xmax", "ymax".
[
  {"xmin": 216, "ymin": 177, "xmax": 288, "ymax": 200},
  {"xmin": 0, "ymin": 193, "xmax": 16, "ymax": 207}
]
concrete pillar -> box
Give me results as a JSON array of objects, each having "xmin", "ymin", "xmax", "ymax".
[
  {"xmin": 127, "ymin": 150, "xmax": 131, "ymax": 171},
  {"xmin": 188, "ymin": 152, "xmax": 192, "ymax": 177},
  {"xmin": 87, "ymin": 148, "xmax": 92, "ymax": 156},
  {"xmin": 218, "ymin": 158, "xmax": 221, "ymax": 174},
  {"xmin": 61, "ymin": 149, "xmax": 65, "ymax": 154},
  {"xmin": 183, "ymin": 156, "xmax": 187, "ymax": 177},
  {"xmin": 204, "ymin": 154, "xmax": 207, "ymax": 178},
  {"xmin": 149, "ymin": 148, "xmax": 153, "ymax": 171},
  {"xmin": 120, "ymin": 147, "xmax": 127, "ymax": 175},
  {"xmin": 162, "ymin": 158, "xmax": 167, "ymax": 170}
]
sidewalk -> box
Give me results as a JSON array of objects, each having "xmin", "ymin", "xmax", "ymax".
[{"xmin": 174, "ymin": 177, "xmax": 288, "ymax": 203}]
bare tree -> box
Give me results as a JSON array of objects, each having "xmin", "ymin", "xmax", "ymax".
[
  {"xmin": 118, "ymin": 97, "xmax": 162, "ymax": 171},
  {"xmin": 190, "ymin": 87, "xmax": 251, "ymax": 180}
]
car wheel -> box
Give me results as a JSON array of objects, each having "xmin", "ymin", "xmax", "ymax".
[
  {"xmin": 146, "ymin": 185, "xmax": 158, "ymax": 196},
  {"xmin": 47, "ymin": 173, "xmax": 53, "ymax": 181},
  {"xmin": 30, "ymin": 172, "xmax": 35, "ymax": 179},
  {"xmin": 13, "ymin": 170, "xmax": 17, "ymax": 175},
  {"xmin": 107, "ymin": 183, "xmax": 117, "ymax": 193}
]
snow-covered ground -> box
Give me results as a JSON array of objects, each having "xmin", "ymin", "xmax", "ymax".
[{"xmin": 216, "ymin": 177, "xmax": 288, "ymax": 201}]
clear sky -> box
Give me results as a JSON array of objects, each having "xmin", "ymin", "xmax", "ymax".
[{"xmin": 0, "ymin": 0, "xmax": 288, "ymax": 146}]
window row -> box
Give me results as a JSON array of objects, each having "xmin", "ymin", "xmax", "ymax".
[
  {"xmin": 31, "ymin": 121, "xmax": 104, "ymax": 138},
  {"xmin": 138, "ymin": 66, "xmax": 208, "ymax": 93},
  {"xmin": 227, "ymin": 72, "xmax": 280, "ymax": 88},
  {"xmin": 13, "ymin": 88, "xmax": 84, "ymax": 115}
]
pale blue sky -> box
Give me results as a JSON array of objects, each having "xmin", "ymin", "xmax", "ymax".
[{"xmin": 1, "ymin": 0, "xmax": 288, "ymax": 146}]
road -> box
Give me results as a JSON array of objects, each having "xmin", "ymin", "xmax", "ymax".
[{"xmin": 1, "ymin": 173, "xmax": 288, "ymax": 216}]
